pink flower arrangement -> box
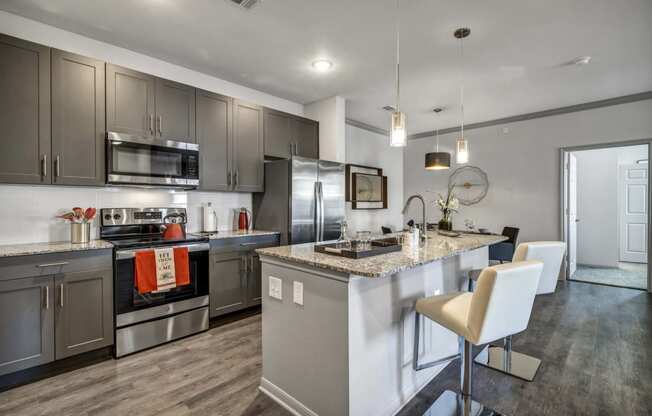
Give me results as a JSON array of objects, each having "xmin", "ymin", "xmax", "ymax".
[{"xmin": 57, "ymin": 207, "xmax": 97, "ymax": 224}]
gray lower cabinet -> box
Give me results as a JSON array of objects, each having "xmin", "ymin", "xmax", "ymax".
[
  {"xmin": 155, "ymin": 78, "xmax": 196, "ymax": 143},
  {"xmin": 0, "ymin": 34, "xmax": 51, "ymax": 184},
  {"xmin": 209, "ymin": 235, "xmax": 280, "ymax": 317},
  {"xmin": 233, "ymin": 100, "xmax": 264, "ymax": 192},
  {"xmin": 263, "ymin": 108, "xmax": 319, "ymax": 160},
  {"xmin": 197, "ymin": 89, "xmax": 232, "ymax": 191},
  {"xmin": 247, "ymin": 252, "xmax": 262, "ymax": 306},
  {"xmin": 209, "ymin": 252, "xmax": 247, "ymax": 317},
  {"xmin": 54, "ymin": 269, "xmax": 113, "ymax": 360},
  {"xmin": 51, "ymin": 50, "xmax": 105, "ymax": 185},
  {"xmin": 106, "ymin": 64, "xmax": 156, "ymax": 137},
  {"xmin": 0, "ymin": 276, "xmax": 54, "ymax": 376}
]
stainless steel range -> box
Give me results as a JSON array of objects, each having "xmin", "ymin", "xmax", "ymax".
[{"xmin": 100, "ymin": 208, "xmax": 209, "ymax": 357}]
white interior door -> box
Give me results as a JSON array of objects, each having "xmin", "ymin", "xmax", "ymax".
[
  {"xmin": 568, "ymin": 153, "xmax": 578, "ymax": 276},
  {"xmin": 619, "ymin": 163, "xmax": 648, "ymax": 263}
]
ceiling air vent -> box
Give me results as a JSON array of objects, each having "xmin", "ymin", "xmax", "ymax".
[{"xmin": 227, "ymin": 0, "xmax": 261, "ymax": 9}]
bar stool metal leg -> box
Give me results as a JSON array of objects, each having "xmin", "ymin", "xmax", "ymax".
[
  {"xmin": 422, "ymin": 337, "xmax": 485, "ymax": 416},
  {"xmin": 473, "ymin": 335, "xmax": 541, "ymax": 382},
  {"xmin": 413, "ymin": 311, "xmax": 460, "ymax": 371}
]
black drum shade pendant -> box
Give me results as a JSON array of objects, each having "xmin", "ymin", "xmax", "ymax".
[
  {"xmin": 425, "ymin": 107, "xmax": 450, "ymax": 170},
  {"xmin": 425, "ymin": 151, "xmax": 451, "ymax": 170}
]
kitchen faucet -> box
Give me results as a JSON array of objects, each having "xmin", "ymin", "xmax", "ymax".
[{"xmin": 402, "ymin": 194, "xmax": 427, "ymax": 245}]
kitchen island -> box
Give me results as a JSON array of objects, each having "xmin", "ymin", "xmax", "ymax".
[{"xmin": 256, "ymin": 232, "xmax": 506, "ymax": 416}]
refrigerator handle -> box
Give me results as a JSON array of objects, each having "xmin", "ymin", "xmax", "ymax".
[
  {"xmin": 318, "ymin": 181, "xmax": 325, "ymax": 242},
  {"xmin": 314, "ymin": 181, "xmax": 321, "ymax": 242}
]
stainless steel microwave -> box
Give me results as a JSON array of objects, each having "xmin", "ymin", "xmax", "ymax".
[{"xmin": 106, "ymin": 132, "xmax": 199, "ymax": 188}]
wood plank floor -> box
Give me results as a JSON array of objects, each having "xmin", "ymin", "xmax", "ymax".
[{"xmin": 0, "ymin": 281, "xmax": 650, "ymax": 416}]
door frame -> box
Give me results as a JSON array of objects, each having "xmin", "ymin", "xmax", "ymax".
[{"xmin": 560, "ymin": 139, "xmax": 652, "ymax": 293}]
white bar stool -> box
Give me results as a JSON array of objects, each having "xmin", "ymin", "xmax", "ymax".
[
  {"xmin": 468, "ymin": 241, "xmax": 566, "ymax": 381},
  {"xmin": 414, "ymin": 260, "xmax": 543, "ymax": 415}
]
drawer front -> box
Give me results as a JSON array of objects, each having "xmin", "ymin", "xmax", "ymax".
[
  {"xmin": 0, "ymin": 249, "xmax": 113, "ymax": 282},
  {"xmin": 210, "ymin": 234, "xmax": 280, "ymax": 253}
]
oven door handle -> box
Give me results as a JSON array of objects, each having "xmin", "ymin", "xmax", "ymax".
[{"xmin": 115, "ymin": 242, "xmax": 209, "ymax": 260}]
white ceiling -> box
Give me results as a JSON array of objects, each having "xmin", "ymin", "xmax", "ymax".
[{"xmin": 2, "ymin": 0, "xmax": 651, "ymax": 134}]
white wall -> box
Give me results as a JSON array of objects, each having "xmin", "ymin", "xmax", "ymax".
[
  {"xmin": 305, "ymin": 96, "xmax": 346, "ymax": 163},
  {"xmin": 345, "ymin": 124, "xmax": 403, "ymax": 235},
  {"xmin": 575, "ymin": 148, "xmax": 619, "ymax": 267},
  {"xmin": 0, "ymin": 11, "xmax": 303, "ymax": 116},
  {"xmin": 403, "ymin": 99, "xmax": 652, "ymax": 244},
  {"xmin": 0, "ymin": 185, "xmax": 251, "ymax": 245}
]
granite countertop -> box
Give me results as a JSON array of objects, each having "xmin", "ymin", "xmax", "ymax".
[
  {"xmin": 0, "ymin": 240, "xmax": 114, "ymax": 258},
  {"xmin": 194, "ymin": 229, "xmax": 280, "ymax": 240},
  {"xmin": 257, "ymin": 232, "xmax": 507, "ymax": 278}
]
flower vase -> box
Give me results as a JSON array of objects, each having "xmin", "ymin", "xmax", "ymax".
[{"xmin": 438, "ymin": 219, "xmax": 453, "ymax": 231}]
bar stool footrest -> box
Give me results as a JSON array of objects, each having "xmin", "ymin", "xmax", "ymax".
[{"xmin": 474, "ymin": 345, "xmax": 541, "ymax": 382}]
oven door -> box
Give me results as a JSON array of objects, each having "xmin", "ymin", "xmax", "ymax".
[
  {"xmin": 114, "ymin": 242, "xmax": 209, "ymax": 326},
  {"xmin": 106, "ymin": 132, "xmax": 199, "ymax": 187}
]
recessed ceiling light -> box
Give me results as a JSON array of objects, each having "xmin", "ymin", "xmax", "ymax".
[
  {"xmin": 312, "ymin": 59, "xmax": 333, "ymax": 72},
  {"xmin": 566, "ymin": 56, "xmax": 592, "ymax": 66}
]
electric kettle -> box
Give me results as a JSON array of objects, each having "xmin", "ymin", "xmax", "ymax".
[{"xmin": 237, "ymin": 207, "xmax": 252, "ymax": 231}]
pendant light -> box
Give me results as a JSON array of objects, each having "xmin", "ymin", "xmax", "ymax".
[
  {"xmin": 425, "ymin": 108, "xmax": 451, "ymax": 170},
  {"xmin": 455, "ymin": 27, "xmax": 470, "ymax": 164},
  {"xmin": 389, "ymin": 0, "xmax": 407, "ymax": 147}
]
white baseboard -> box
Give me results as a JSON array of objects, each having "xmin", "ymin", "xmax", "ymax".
[{"xmin": 259, "ymin": 377, "xmax": 319, "ymax": 416}]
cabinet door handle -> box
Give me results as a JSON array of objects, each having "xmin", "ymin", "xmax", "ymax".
[
  {"xmin": 289, "ymin": 143, "xmax": 294, "ymax": 156},
  {"xmin": 36, "ymin": 262, "xmax": 69, "ymax": 268},
  {"xmin": 149, "ymin": 114, "xmax": 155, "ymax": 134},
  {"xmin": 227, "ymin": 170, "xmax": 231, "ymax": 186},
  {"xmin": 44, "ymin": 286, "xmax": 49, "ymax": 310},
  {"xmin": 234, "ymin": 170, "xmax": 239, "ymax": 187},
  {"xmin": 55, "ymin": 155, "xmax": 61, "ymax": 178},
  {"xmin": 241, "ymin": 256, "xmax": 247, "ymax": 272},
  {"xmin": 157, "ymin": 115, "xmax": 162, "ymax": 135},
  {"xmin": 59, "ymin": 284, "xmax": 64, "ymax": 308},
  {"xmin": 41, "ymin": 154, "xmax": 47, "ymax": 177},
  {"xmin": 250, "ymin": 255, "xmax": 255, "ymax": 271},
  {"xmin": 294, "ymin": 143, "xmax": 299, "ymax": 155}
]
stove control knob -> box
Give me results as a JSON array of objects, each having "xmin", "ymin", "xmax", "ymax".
[
  {"xmin": 113, "ymin": 213, "xmax": 122, "ymax": 220},
  {"xmin": 104, "ymin": 214, "xmax": 111, "ymax": 221}
]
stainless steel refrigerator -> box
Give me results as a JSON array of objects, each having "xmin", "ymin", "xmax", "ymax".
[{"xmin": 253, "ymin": 157, "xmax": 346, "ymax": 245}]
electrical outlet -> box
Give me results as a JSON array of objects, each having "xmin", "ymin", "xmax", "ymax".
[
  {"xmin": 293, "ymin": 281, "xmax": 303, "ymax": 306},
  {"xmin": 269, "ymin": 276, "xmax": 282, "ymax": 300}
]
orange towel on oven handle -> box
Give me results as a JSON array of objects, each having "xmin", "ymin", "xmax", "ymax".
[{"xmin": 134, "ymin": 247, "xmax": 190, "ymax": 294}]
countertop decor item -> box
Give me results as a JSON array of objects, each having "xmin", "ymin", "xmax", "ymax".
[
  {"xmin": 448, "ymin": 166, "xmax": 489, "ymax": 205},
  {"xmin": 57, "ymin": 207, "xmax": 96, "ymax": 244},
  {"xmin": 202, "ymin": 202, "xmax": 218, "ymax": 233},
  {"xmin": 435, "ymin": 191, "xmax": 458, "ymax": 231}
]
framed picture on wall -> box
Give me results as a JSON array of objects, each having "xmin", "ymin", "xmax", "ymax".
[{"xmin": 346, "ymin": 164, "xmax": 388, "ymax": 210}]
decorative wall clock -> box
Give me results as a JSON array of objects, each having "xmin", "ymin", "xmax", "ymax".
[{"xmin": 448, "ymin": 166, "xmax": 489, "ymax": 205}]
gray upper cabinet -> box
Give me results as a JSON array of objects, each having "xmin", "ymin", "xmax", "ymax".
[
  {"xmin": 55, "ymin": 269, "xmax": 113, "ymax": 359},
  {"xmin": 264, "ymin": 109, "xmax": 293, "ymax": 159},
  {"xmin": 155, "ymin": 78, "xmax": 196, "ymax": 143},
  {"xmin": 106, "ymin": 64, "xmax": 156, "ymax": 137},
  {"xmin": 197, "ymin": 89, "xmax": 232, "ymax": 191},
  {"xmin": 294, "ymin": 118, "xmax": 319, "ymax": 159},
  {"xmin": 0, "ymin": 276, "xmax": 54, "ymax": 376},
  {"xmin": 209, "ymin": 252, "xmax": 247, "ymax": 318},
  {"xmin": 263, "ymin": 108, "xmax": 319, "ymax": 160},
  {"xmin": 233, "ymin": 100, "xmax": 264, "ymax": 192},
  {"xmin": 51, "ymin": 50, "xmax": 105, "ymax": 186},
  {"xmin": 0, "ymin": 34, "xmax": 51, "ymax": 184}
]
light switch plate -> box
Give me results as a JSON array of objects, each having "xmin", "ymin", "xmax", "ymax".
[
  {"xmin": 293, "ymin": 281, "xmax": 303, "ymax": 306},
  {"xmin": 269, "ymin": 276, "xmax": 282, "ymax": 300}
]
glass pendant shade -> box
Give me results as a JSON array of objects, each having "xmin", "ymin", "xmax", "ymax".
[
  {"xmin": 425, "ymin": 151, "xmax": 451, "ymax": 170},
  {"xmin": 456, "ymin": 138, "xmax": 469, "ymax": 164},
  {"xmin": 390, "ymin": 111, "xmax": 407, "ymax": 147}
]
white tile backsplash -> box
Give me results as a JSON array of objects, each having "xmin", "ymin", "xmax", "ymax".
[{"xmin": 0, "ymin": 185, "xmax": 252, "ymax": 245}]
